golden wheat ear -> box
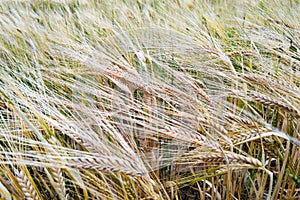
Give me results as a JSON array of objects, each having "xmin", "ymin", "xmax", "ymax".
[
  {"xmin": 66, "ymin": 156, "xmax": 148, "ymax": 177},
  {"xmin": 251, "ymin": 92, "xmax": 299, "ymax": 117},
  {"xmin": 44, "ymin": 168, "xmax": 67, "ymax": 200},
  {"xmin": 14, "ymin": 168, "xmax": 40, "ymax": 200}
]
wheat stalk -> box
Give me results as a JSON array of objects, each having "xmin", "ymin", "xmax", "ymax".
[{"xmin": 0, "ymin": 173, "xmax": 12, "ymax": 200}]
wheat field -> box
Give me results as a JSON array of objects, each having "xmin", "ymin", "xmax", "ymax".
[{"xmin": 0, "ymin": 0, "xmax": 299, "ymax": 199}]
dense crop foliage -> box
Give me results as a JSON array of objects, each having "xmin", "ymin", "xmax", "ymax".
[{"xmin": 0, "ymin": 0, "xmax": 299, "ymax": 199}]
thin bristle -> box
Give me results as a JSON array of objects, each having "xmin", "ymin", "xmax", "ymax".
[{"xmin": 0, "ymin": 0, "xmax": 299, "ymax": 199}]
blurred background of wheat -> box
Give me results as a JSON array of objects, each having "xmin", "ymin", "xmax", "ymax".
[{"xmin": 0, "ymin": 0, "xmax": 299, "ymax": 199}]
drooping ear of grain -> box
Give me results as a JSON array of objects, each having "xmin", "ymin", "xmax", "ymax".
[
  {"xmin": 14, "ymin": 169, "xmax": 40, "ymax": 200},
  {"xmin": 0, "ymin": 0, "xmax": 299, "ymax": 199}
]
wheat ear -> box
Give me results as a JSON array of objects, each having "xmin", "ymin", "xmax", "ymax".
[
  {"xmin": 225, "ymin": 113, "xmax": 256, "ymax": 127},
  {"xmin": 197, "ymin": 117, "xmax": 229, "ymax": 135},
  {"xmin": 164, "ymin": 125, "xmax": 220, "ymax": 151},
  {"xmin": 226, "ymin": 50, "xmax": 259, "ymax": 58},
  {"xmin": 175, "ymin": 151, "xmax": 262, "ymax": 168},
  {"xmin": 221, "ymin": 128, "xmax": 271, "ymax": 146},
  {"xmin": 50, "ymin": 168, "xmax": 67, "ymax": 200},
  {"xmin": 198, "ymin": 152, "xmax": 263, "ymax": 167},
  {"xmin": 243, "ymin": 74, "xmax": 299, "ymax": 97},
  {"xmin": 252, "ymin": 92, "xmax": 299, "ymax": 117},
  {"xmin": 66, "ymin": 156, "xmax": 147, "ymax": 177},
  {"xmin": 14, "ymin": 169, "xmax": 40, "ymax": 200}
]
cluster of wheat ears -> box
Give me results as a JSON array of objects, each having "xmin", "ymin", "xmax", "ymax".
[{"xmin": 0, "ymin": 0, "xmax": 299, "ymax": 199}]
